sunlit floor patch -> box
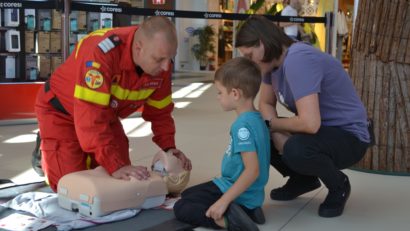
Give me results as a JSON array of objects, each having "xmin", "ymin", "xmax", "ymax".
[
  {"xmin": 3, "ymin": 134, "xmax": 37, "ymax": 144},
  {"xmin": 172, "ymin": 82, "xmax": 204, "ymax": 98},
  {"xmin": 121, "ymin": 117, "xmax": 145, "ymax": 134},
  {"xmin": 128, "ymin": 122, "xmax": 152, "ymax": 137},
  {"xmin": 186, "ymin": 83, "xmax": 212, "ymax": 98},
  {"xmin": 174, "ymin": 101, "xmax": 192, "ymax": 108},
  {"xmin": 10, "ymin": 168, "xmax": 45, "ymax": 185}
]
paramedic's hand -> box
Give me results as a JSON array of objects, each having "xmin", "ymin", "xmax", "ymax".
[
  {"xmin": 112, "ymin": 165, "xmax": 150, "ymax": 181},
  {"xmin": 206, "ymin": 199, "xmax": 229, "ymax": 221},
  {"xmin": 168, "ymin": 148, "xmax": 192, "ymax": 171}
]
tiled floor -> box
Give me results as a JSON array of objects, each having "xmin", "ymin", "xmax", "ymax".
[{"xmin": 1, "ymin": 72, "xmax": 409, "ymax": 230}]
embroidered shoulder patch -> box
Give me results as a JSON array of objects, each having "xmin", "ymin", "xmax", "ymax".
[
  {"xmin": 85, "ymin": 70, "xmax": 104, "ymax": 89},
  {"xmin": 85, "ymin": 61, "xmax": 101, "ymax": 69},
  {"xmin": 98, "ymin": 34, "xmax": 121, "ymax": 53}
]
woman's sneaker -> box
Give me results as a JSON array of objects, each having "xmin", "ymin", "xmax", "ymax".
[
  {"xmin": 270, "ymin": 175, "xmax": 321, "ymax": 201},
  {"xmin": 318, "ymin": 174, "xmax": 351, "ymax": 217},
  {"xmin": 31, "ymin": 132, "xmax": 44, "ymax": 177}
]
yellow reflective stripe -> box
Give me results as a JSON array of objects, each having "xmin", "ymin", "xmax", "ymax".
[
  {"xmin": 90, "ymin": 28, "xmax": 112, "ymax": 35},
  {"xmin": 110, "ymin": 84, "xmax": 129, "ymax": 99},
  {"xmin": 129, "ymin": 89, "xmax": 155, "ymax": 100},
  {"xmin": 75, "ymin": 28, "xmax": 113, "ymax": 59},
  {"xmin": 146, "ymin": 95, "xmax": 172, "ymax": 109},
  {"xmin": 110, "ymin": 84, "xmax": 155, "ymax": 101},
  {"xmin": 75, "ymin": 38, "xmax": 87, "ymax": 59},
  {"xmin": 74, "ymin": 85, "xmax": 110, "ymax": 106}
]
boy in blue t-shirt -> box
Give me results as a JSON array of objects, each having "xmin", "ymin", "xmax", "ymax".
[{"xmin": 174, "ymin": 57, "xmax": 270, "ymax": 231}]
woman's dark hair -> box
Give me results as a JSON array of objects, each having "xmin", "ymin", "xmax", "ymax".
[{"xmin": 236, "ymin": 15, "xmax": 294, "ymax": 62}]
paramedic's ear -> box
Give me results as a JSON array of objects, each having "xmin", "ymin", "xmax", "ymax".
[{"xmin": 151, "ymin": 150, "xmax": 190, "ymax": 194}]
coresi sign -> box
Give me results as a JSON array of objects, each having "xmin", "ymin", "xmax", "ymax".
[{"xmin": 0, "ymin": 2, "xmax": 23, "ymax": 7}]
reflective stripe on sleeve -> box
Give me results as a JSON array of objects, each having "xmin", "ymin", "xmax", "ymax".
[
  {"xmin": 146, "ymin": 95, "xmax": 172, "ymax": 109},
  {"xmin": 74, "ymin": 85, "xmax": 110, "ymax": 106},
  {"xmin": 111, "ymin": 84, "xmax": 155, "ymax": 101}
]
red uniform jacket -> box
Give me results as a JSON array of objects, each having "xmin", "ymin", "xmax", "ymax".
[{"xmin": 49, "ymin": 26, "xmax": 175, "ymax": 174}]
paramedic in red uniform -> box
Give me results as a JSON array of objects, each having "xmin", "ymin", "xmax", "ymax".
[{"xmin": 35, "ymin": 16, "xmax": 192, "ymax": 192}]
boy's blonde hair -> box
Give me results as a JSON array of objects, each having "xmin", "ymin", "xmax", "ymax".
[{"xmin": 214, "ymin": 57, "xmax": 262, "ymax": 99}]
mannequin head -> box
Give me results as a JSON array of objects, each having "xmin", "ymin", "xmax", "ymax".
[{"xmin": 151, "ymin": 150, "xmax": 190, "ymax": 194}]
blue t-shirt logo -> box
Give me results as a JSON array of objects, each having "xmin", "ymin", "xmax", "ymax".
[
  {"xmin": 238, "ymin": 127, "xmax": 250, "ymax": 141},
  {"xmin": 225, "ymin": 138, "xmax": 232, "ymax": 156}
]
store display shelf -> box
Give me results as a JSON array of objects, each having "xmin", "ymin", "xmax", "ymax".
[{"xmin": 0, "ymin": 52, "xmax": 18, "ymax": 56}]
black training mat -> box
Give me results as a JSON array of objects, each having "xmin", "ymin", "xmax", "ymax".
[
  {"xmin": 0, "ymin": 207, "xmax": 194, "ymax": 231},
  {"xmin": 0, "ymin": 183, "xmax": 195, "ymax": 231}
]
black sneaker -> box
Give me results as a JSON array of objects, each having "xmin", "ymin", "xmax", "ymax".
[
  {"xmin": 318, "ymin": 174, "xmax": 351, "ymax": 218},
  {"xmin": 270, "ymin": 176, "xmax": 321, "ymax": 201},
  {"xmin": 225, "ymin": 203, "xmax": 259, "ymax": 231},
  {"xmin": 246, "ymin": 207, "xmax": 265, "ymax": 224},
  {"xmin": 31, "ymin": 132, "xmax": 44, "ymax": 177}
]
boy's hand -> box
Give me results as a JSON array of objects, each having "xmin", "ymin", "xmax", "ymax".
[{"xmin": 206, "ymin": 199, "xmax": 229, "ymax": 220}]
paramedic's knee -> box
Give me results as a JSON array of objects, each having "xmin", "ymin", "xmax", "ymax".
[
  {"xmin": 41, "ymin": 139, "xmax": 87, "ymax": 192},
  {"xmin": 40, "ymin": 139, "xmax": 60, "ymax": 191}
]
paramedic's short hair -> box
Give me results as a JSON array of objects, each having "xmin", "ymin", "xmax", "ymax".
[
  {"xmin": 141, "ymin": 16, "xmax": 176, "ymax": 45},
  {"xmin": 214, "ymin": 57, "xmax": 262, "ymax": 99}
]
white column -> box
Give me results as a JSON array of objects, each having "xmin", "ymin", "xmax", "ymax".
[
  {"xmin": 353, "ymin": 0, "xmax": 359, "ymax": 34},
  {"xmin": 332, "ymin": 0, "xmax": 339, "ymax": 57},
  {"xmin": 174, "ymin": 0, "xmax": 207, "ymax": 71}
]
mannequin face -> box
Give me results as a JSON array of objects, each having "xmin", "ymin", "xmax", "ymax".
[
  {"xmin": 133, "ymin": 32, "xmax": 176, "ymax": 76},
  {"xmin": 151, "ymin": 150, "xmax": 190, "ymax": 194}
]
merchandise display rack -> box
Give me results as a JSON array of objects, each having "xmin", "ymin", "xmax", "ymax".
[{"xmin": 0, "ymin": 0, "xmax": 61, "ymax": 82}]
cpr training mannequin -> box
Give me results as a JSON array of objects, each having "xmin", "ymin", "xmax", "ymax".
[{"xmin": 57, "ymin": 150, "xmax": 190, "ymax": 218}]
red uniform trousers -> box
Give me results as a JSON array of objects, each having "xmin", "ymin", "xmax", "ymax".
[{"xmin": 35, "ymin": 85, "xmax": 130, "ymax": 192}]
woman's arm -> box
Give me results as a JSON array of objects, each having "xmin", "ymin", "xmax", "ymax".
[
  {"xmin": 205, "ymin": 152, "xmax": 259, "ymax": 220},
  {"xmin": 259, "ymin": 82, "xmax": 278, "ymax": 120},
  {"xmin": 269, "ymin": 93, "xmax": 321, "ymax": 134}
]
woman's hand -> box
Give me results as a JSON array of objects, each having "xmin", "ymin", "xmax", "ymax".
[{"xmin": 272, "ymin": 131, "xmax": 291, "ymax": 153}]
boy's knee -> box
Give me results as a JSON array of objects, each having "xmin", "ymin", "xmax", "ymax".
[{"xmin": 173, "ymin": 199, "xmax": 186, "ymax": 220}]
